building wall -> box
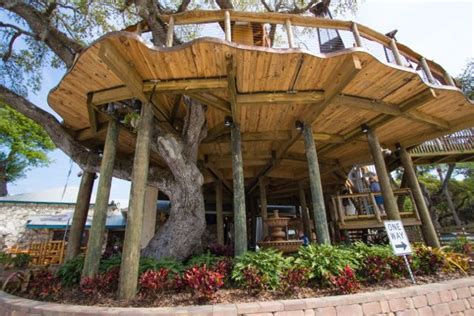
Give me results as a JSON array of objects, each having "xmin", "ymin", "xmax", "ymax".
[{"xmin": 0, "ymin": 202, "xmax": 100, "ymax": 251}]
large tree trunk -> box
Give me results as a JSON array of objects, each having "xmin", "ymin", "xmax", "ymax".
[
  {"xmin": 0, "ymin": 177, "xmax": 7, "ymax": 197},
  {"xmin": 142, "ymin": 179, "xmax": 206, "ymax": 261},
  {"xmin": 437, "ymin": 164, "xmax": 462, "ymax": 226}
]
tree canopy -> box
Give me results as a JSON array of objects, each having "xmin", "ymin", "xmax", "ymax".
[{"xmin": 0, "ymin": 102, "xmax": 54, "ymax": 196}]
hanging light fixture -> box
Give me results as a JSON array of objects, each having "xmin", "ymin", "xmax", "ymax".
[
  {"xmin": 295, "ymin": 120, "xmax": 304, "ymax": 131},
  {"xmin": 224, "ymin": 116, "xmax": 234, "ymax": 128},
  {"xmin": 360, "ymin": 123, "xmax": 370, "ymax": 133}
]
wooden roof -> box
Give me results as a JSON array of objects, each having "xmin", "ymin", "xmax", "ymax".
[{"xmin": 47, "ymin": 13, "xmax": 474, "ymax": 196}]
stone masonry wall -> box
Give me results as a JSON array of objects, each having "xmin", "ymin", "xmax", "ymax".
[
  {"xmin": 1, "ymin": 277, "xmax": 474, "ymax": 315},
  {"xmin": 0, "ymin": 203, "xmax": 74, "ymax": 250}
]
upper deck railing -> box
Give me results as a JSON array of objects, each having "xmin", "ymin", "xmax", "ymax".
[
  {"xmin": 126, "ymin": 10, "xmax": 460, "ymax": 90},
  {"xmin": 410, "ymin": 128, "xmax": 474, "ymax": 156}
]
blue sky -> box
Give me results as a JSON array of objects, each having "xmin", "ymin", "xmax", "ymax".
[{"xmin": 6, "ymin": 0, "xmax": 474, "ymax": 201}]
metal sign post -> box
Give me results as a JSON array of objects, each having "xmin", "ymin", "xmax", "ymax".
[{"xmin": 384, "ymin": 220, "xmax": 416, "ymax": 284}]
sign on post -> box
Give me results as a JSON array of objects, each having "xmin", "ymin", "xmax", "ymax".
[
  {"xmin": 384, "ymin": 220, "xmax": 416, "ymax": 284},
  {"xmin": 384, "ymin": 220, "xmax": 412, "ymax": 256}
]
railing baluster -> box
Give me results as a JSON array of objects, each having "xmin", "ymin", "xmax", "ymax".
[
  {"xmin": 166, "ymin": 16, "xmax": 174, "ymax": 47},
  {"xmin": 389, "ymin": 38, "xmax": 403, "ymax": 66},
  {"xmin": 419, "ymin": 57, "xmax": 436, "ymax": 84},
  {"xmin": 224, "ymin": 11, "xmax": 232, "ymax": 42},
  {"xmin": 352, "ymin": 22, "xmax": 363, "ymax": 48},
  {"xmin": 369, "ymin": 193, "xmax": 382, "ymax": 222},
  {"xmin": 285, "ymin": 19, "xmax": 295, "ymax": 48},
  {"xmin": 443, "ymin": 70, "xmax": 456, "ymax": 87}
]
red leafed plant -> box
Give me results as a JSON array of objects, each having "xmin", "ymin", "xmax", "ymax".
[
  {"xmin": 27, "ymin": 269, "xmax": 61, "ymax": 299},
  {"xmin": 79, "ymin": 267, "xmax": 120, "ymax": 297},
  {"xmin": 241, "ymin": 266, "xmax": 265, "ymax": 293},
  {"xmin": 279, "ymin": 267, "xmax": 310, "ymax": 294},
  {"xmin": 183, "ymin": 265, "xmax": 224, "ymax": 301},
  {"xmin": 138, "ymin": 268, "xmax": 171, "ymax": 298},
  {"xmin": 330, "ymin": 265, "xmax": 360, "ymax": 295}
]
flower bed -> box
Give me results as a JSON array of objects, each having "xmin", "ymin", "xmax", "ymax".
[{"xmin": 0, "ymin": 242, "xmax": 471, "ymax": 307}]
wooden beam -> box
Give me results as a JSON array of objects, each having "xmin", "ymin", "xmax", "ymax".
[
  {"xmin": 98, "ymin": 41, "xmax": 147, "ymax": 103},
  {"xmin": 259, "ymin": 176, "xmax": 269, "ymax": 237},
  {"xmin": 226, "ymin": 54, "xmax": 239, "ymax": 122},
  {"xmin": 92, "ymin": 78, "xmax": 227, "ymax": 105},
  {"xmin": 216, "ymin": 180, "xmax": 224, "ymax": 245},
  {"xmin": 301, "ymin": 54, "xmax": 362, "ymax": 125},
  {"xmin": 203, "ymin": 161, "xmax": 233, "ymax": 194},
  {"xmin": 237, "ymin": 91, "xmax": 324, "ymax": 105},
  {"xmin": 144, "ymin": 78, "xmax": 227, "ymax": 93},
  {"xmin": 352, "ymin": 22, "xmax": 362, "ymax": 47},
  {"xmin": 188, "ymin": 92, "xmax": 231, "ymax": 113},
  {"xmin": 203, "ymin": 123, "xmax": 229, "ymax": 143},
  {"xmin": 166, "ymin": 16, "xmax": 174, "ymax": 47},
  {"xmin": 86, "ymin": 93, "xmax": 98, "ymax": 134},
  {"xmin": 76, "ymin": 122, "xmax": 108, "ymax": 141}
]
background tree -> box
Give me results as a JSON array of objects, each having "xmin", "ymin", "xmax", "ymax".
[
  {"xmin": 0, "ymin": 103, "xmax": 54, "ymax": 196},
  {"xmin": 0, "ymin": 0, "xmax": 358, "ymax": 260}
]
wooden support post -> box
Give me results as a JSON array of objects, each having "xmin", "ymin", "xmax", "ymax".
[
  {"xmin": 285, "ymin": 19, "xmax": 295, "ymax": 48},
  {"xmin": 351, "ymin": 22, "xmax": 362, "ymax": 48},
  {"xmin": 82, "ymin": 120, "xmax": 119, "ymax": 278},
  {"xmin": 298, "ymin": 181, "xmax": 313, "ymax": 241},
  {"xmin": 140, "ymin": 186, "xmax": 159, "ymax": 249},
  {"xmin": 443, "ymin": 71, "xmax": 456, "ymax": 87},
  {"xmin": 119, "ymin": 102, "xmax": 154, "ymax": 300},
  {"xmin": 216, "ymin": 180, "xmax": 224, "ymax": 245},
  {"xmin": 419, "ymin": 57, "xmax": 436, "ymax": 84},
  {"xmin": 369, "ymin": 193, "xmax": 382, "ymax": 223},
  {"xmin": 398, "ymin": 145, "xmax": 440, "ymax": 247},
  {"xmin": 258, "ymin": 176, "xmax": 269, "ymax": 238},
  {"xmin": 166, "ymin": 16, "xmax": 174, "ymax": 47},
  {"xmin": 231, "ymin": 123, "xmax": 247, "ymax": 255},
  {"xmin": 389, "ymin": 38, "xmax": 403, "ymax": 66},
  {"xmin": 302, "ymin": 124, "xmax": 330, "ymax": 244},
  {"xmin": 224, "ymin": 11, "xmax": 232, "ymax": 42},
  {"xmin": 364, "ymin": 126, "xmax": 401, "ymax": 220},
  {"xmin": 65, "ymin": 171, "xmax": 95, "ymax": 261}
]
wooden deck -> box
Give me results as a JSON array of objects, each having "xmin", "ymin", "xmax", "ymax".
[
  {"xmin": 47, "ymin": 10, "xmax": 474, "ymax": 195},
  {"xmin": 410, "ymin": 128, "xmax": 474, "ymax": 164}
]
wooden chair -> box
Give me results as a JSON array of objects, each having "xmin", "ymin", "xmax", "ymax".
[
  {"xmin": 43, "ymin": 241, "xmax": 66, "ymax": 265},
  {"xmin": 28, "ymin": 241, "xmax": 46, "ymax": 265}
]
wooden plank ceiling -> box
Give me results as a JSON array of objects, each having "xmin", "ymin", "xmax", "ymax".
[{"xmin": 48, "ymin": 32, "xmax": 474, "ymax": 196}]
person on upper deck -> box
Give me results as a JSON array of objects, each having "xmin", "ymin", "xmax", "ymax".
[{"xmin": 369, "ymin": 176, "xmax": 386, "ymax": 216}]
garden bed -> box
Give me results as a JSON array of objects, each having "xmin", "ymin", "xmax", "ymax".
[{"xmin": 1, "ymin": 241, "xmax": 472, "ymax": 308}]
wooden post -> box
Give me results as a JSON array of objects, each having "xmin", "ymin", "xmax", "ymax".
[
  {"xmin": 398, "ymin": 145, "xmax": 440, "ymax": 247},
  {"xmin": 298, "ymin": 181, "xmax": 313, "ymax": 241},
  {"xmin": 258, "ymin": 176, "xmax": 268, "ymax": 238},
  {"xmin": 166, "ymin": 16, "xmax": 174, "ymax": 47},
  {"xmin": 216, "ymin": 180, "xmax": 224, "ymax": 245},
  {"xmin": 140, "ymin": 186, "xmax": 159, "ymax": 249},
  {"xmin": 224, "ymin": 11, "xmax": 232, "ymax": 42},
  {"xmin": 369, "ymin": 193, "xmax": 382, "ymax": 223},
  {"xmin": 82, "ymin": 120, "xmax": 119, "ymax": 278},
  {"xmin": 231, "ymin": 123, "xmax": 247, "ymax": 255},
  {"xmin": 65, "ymin": 171, "xmax": 95, "ymax": 261},
  {"xmin": 118, "ymin": 102, "xmax": 154, "ymax": 300},
  {"xmin": 285, "ymin": 19, "xmax": 295, "ymax": 48},
  {"xmin": 302, "ymin": 124, "xmax": 330, "ymax": 244},
  {"xmin": 351, "ymin": 22, "xmax": 362, "ymax": 48},
  {"xmin": 389, "ymin": 39, "xmax": 403, "ymax": 66},
  {"xmin": 419, "ymin": 57, "xmax": 436, "ymax": 84},
  {"xmin": 443, "ymin": 71, "xmax": 456, "ymax": 87},
  {"xmin": 364, "ymin": 126, "xmax": 401, "ymax": 220}
]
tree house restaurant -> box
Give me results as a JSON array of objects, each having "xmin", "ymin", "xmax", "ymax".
[{"xmin": 47, "ymin": 10, "xmax": 473, "ymax": 299}]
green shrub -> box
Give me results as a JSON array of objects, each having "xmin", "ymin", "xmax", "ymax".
[
  {"xmin": 11, "ymin": 253, "xmax": 32, "ymax": 268},
  {"xmin": 185, "ymin": 251, "xmax": 220, "ymax": 269},
  {"xmin": 139, "ymin": 257, "xmax": 184, "ymax": 275},
  {"xmin": 232, "ymin": 248, "xmax": 291, "ymax": 290},
  {"xmin": 0, "ymin": 252, "xmax": 11, "ymax": 266},
  {"xmin": 294, "ymin": 244, "xmax": 360, "ymax": 282},
  {"xmin": 99, "ymin": 254, "xmax": 122, "ymax": 273},
  {"xmin": 447, "ymin": 237, "xmax": 473, "ymax": 255},
  {"xmin": 57, "ymin": 255, "xmax": 85, "ymax": 287}
]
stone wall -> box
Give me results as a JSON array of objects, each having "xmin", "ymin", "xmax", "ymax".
[
  {"xmin": 1, "ymin": 277, "xmax": 474, "ymax": 315},
  {"xmin": 0, "ymin": 202, "xmax": 75, "ymax": 250}
]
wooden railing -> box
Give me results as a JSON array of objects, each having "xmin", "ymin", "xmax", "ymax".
[
  {"xmin": 410, "ymin": 128, "xmax": 474, "ymax": 156},
  {"xmin": 7, "ymin": 241, "xmax": 67, "ymax": 266},
  {"xmin": 127, "ymin": 10, "xmax": 460, "ymax": 89},
  {"xmin": 331, "ymin": 188, "xmax": 421, "ymax": 228}
]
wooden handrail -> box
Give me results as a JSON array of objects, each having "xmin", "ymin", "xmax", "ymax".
[
  {"xmin": 123, "ymin": 10, "xmax": 458, "ymax": 86},
  {"xmin": 410, "ymin": 128, "xmax": 474, "ymax": 155}
]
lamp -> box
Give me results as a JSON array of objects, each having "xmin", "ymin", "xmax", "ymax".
[
  {"xmin": 395, "ymin": 143, "xmax": 402, "ymax": 151},
  {"xmin": 360, "ymin": 123, "xmax": 370, "ymax": 133},
  {"xmin": 295, "ymin": 120, "xmax": 304, "ymax": 131},
  {"xmin": 224, "ymin": 116, "xmax": 234, "ymax": 128}
]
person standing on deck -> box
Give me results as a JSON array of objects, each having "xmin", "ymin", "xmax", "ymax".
[{"xmin": 369, "ymin": 176, "xmax": 386, "ymax": 216}]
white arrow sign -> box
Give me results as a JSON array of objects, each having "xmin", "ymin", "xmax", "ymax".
[{"xmin": 384, "ymin": 220, "xmax": 412, "ymax": 256}]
